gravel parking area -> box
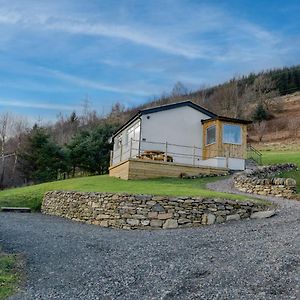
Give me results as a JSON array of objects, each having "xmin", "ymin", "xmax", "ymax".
[{"xmin": 0, "ymin": 180, "xmax": 299, "ymax": 299}]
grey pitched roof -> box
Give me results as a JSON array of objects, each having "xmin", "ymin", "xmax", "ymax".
[
  {"xmin": 111, "ymin": 100, "xmax": 250, "ymax": 139},
  {"xmin": 111, "ymin": 100, "xmax": 216, "ymax": 139}
]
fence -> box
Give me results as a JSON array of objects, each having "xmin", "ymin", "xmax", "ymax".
[
  {"xmin": 247, "ymin": 144, "xmax": 263, "ymax": 165},
  {"xmin": 110, "ymin": 139, "xmax": 243, "ymax": 168},
  {"xmin": 111, "ymin": 139, "xmax": 203, "ymax": 167}
]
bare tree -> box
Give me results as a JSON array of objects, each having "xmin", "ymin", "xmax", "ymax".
[
  {"xmin": 194, "ymin": 84, "xmax": 210, "ymax": 106},
  {"xmin": 171, "ymin": 82, "xmax": 188, "ymax": 98},
  {"xmin": 0, "ymin": 113, "xmax": 13, "ymax": 188},
  {"xmin": 10, "ymin": 116, "xmax": 28, "ymax": 184},
  {"xmin": 288, "ymin": 117, "xmax": 300, "ymax": 138},
  {"xmin": 208, "ymin": 79, "xmax": 242, "ymax": 117},
  {"xmin": 250, "ymin": 75, "xmax": 280, "ymax": 111},
  {"xmin": 253, "ymin": 120, "xmax": 267, "ymax": 142}
]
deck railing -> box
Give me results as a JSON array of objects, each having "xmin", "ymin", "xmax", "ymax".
[{"xmin": 110, "ymin": 139, "xmax": 244, "ymax": 168}]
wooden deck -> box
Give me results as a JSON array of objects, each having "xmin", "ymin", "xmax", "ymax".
[{"xmin": 109, "ymin": 158, "xmax": 228, "ymax": 180}]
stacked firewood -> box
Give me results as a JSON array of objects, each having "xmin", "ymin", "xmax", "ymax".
[{"xmin": 137, "ymin": 150, "xmax": 173, "ymax": 162}]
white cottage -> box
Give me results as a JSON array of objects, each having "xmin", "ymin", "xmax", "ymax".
[{"xmin": 109, "ymin": 101, "xmax": 251, "ymax": 180}]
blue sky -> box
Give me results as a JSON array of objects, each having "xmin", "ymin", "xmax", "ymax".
[{"xmin": 0, "ymin": 0, "xmax": 299, "ymax": 123}]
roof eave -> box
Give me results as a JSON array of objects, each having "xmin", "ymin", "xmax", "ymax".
[
  {"xmin": 201, "ymin": 116, "xmax": 252, "ymax": 125},
  {"xmin": 140, "ymin": 100, "xmax": 217, "ymax": 118}
]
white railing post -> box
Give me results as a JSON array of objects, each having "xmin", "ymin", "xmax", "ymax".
[
  {"xmin": 120, "ymin": 143, "xmax": 123, "ymax": 162},
  {"xmin": 110, "ymin": 150, "xmax": 113, "ymax": 166},
  {"xmin": 164, "ymin": 142, "xmax": 168, "ymax": 162},
  {"xmin": 129, "ymin": 138, "xmax": 133, "ymax": 158},
  {"xmin": 193, "ymin": 146, "xmax": 196, "ymax": 165}
]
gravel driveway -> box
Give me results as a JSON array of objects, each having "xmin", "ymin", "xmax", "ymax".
[{"xmin": 0, "ymin": 179, "xmax": 299, "ymax": 300}]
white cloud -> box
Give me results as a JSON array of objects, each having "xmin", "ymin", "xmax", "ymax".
[
  {"xmin": 39, "ymin": 67, "xmax": 153, "ymax": 96},
  {"xmin": 0, "ymin": 98, "xmax": 79, "ymax": 111},
  {"xmin": 0, "ymin": 6, "xmax": 219, "ymax": 59}
]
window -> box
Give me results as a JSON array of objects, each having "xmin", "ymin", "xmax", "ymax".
[
  {"xmin": 127, "ymin": 127, "xmax": 134, "ymax": 144},
  {"xmin": 223, "ymin": 124, "xmax": 241, "ymax": 144},
  {"xmin": 115, "ymin": 135, "xmax": 122, "ymax": 150},
  {"xmin": 125, "ymin": 122, "xmax": 140, "ymax": 146},
  {"xmin": 206, "ymin": 125, "xmax": 216, "ymax": 145},
  {"xmin": 134, "ymin": 125, "xmax": 140, "ymax": 140}
]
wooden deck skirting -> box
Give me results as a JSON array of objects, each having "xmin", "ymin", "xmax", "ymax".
[{"xmin": 109, "ymin": 158, "xmax": 228, "ymax": 180}]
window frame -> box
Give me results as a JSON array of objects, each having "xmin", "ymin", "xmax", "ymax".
[
  {"xmin": 206, "ymin": 125, "xmax": 216, "ymax": 146},
  {"xmin": 222, "ymin": 124, "xmax": 242, "ymax": 145}
]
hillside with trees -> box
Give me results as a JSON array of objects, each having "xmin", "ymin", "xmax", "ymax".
[{"xmin": 0, "ymin": 65, "xmax": 299, "ymax": 189}]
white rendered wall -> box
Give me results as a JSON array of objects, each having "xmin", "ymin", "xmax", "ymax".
[
  {"xmin": 228, "ymin": 158, "xmax": 245, "ymax": 170},
  {"xmin": 140, "ymin": 106, "xmax": 210, "ymax": 165}
]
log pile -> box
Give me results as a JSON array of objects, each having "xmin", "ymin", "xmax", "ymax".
[{"xmin": 137, "ymin": 150, "xmax": 173, "ymax": 162}]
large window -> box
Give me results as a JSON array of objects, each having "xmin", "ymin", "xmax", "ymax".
[
  {"xmin": 223, "ymin": 124, "xmax": 241, "ymax": 144},
  {"xmin": 125, "ymin": 122, "xmax": 141, "ymax": 146},
  {"xmin": 206, "ymin": 125, "xmax": 216, "ymax": 145},
  {"xmin": 114, "ymin": 135, "xmax": 122, "ymax": 150}
]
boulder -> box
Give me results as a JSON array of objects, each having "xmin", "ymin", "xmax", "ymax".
[
  {"xmin": 250, "ymin": 210, "xmax": 276, "ymax": 219},
  {"xmin": 163, "ymin": 219, "xmax": 178, "ymax": 229}
]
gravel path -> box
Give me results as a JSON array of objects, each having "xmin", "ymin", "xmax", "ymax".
[{"xmin": 0, "ymin": 180, "xmax": 299, "ymax": 299}]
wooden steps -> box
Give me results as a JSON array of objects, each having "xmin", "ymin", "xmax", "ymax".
[{"xmin": 1, "ymin": 207, "xmax": 31, "ymax": 213}]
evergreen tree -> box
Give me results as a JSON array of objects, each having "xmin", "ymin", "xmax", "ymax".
[
  {"xmin": 252, "ymin": 103, "xmax": 268, "ymax": 123},
  {"xmin": 18, "ymin": 127, "xmax": 67, "ymax": 183},
  {"xmin": 67, "ymin": 123, "xmax": 116, "ymax": 175}
]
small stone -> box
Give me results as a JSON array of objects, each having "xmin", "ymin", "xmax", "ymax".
[
  {"xmin": 150, "ymin": 219, "xmax": 163, "ymax": 227},
  {"xmin": 96, "ymin": 214, "xmax": 110, "ymax": 220},
  {"xmin": 157, "ymin": 212, "xmax": 173, "ymax": 220},
  {"xmin": 99, "ymin": 220, "xmax": 109, "ymax": 227},
  {"xmin": 178, "ymin": 218, "xmax": 190, "ymax": 224},
  {"xmin": 216, "ymin": 216, "xmax": 225, "ymax": 223},
  {"xmin": 141, "ymin": 220, "xmax": 150, "ymax": 226},
  {"xmin": 127, "ymin": 219, "xmax": 140, "ymax": 226},
  {"xmin": 163, "ymin": 219, "xmax": 178, "ymax": 229},
  {"xmin": 151, "ymin": 203, "xmax": 165, "ymax": 212},
  {"xmin": 226, "ymin": 214, "xmax": 240, "ymax": 221},
  {"xmin": 250, "ymin": 210, "xmax": 276, "ymax": 219},
  {"xmin": 148, "ymin": 212, "xmax": 158, "ymax": 219},
  {"xmin": 285, "ymin": 178, "xmax": 296, "ymax": 186},
  {"xmin": 152, "ymin": 196, "xmax": 167, "ymax": 201},
  {"xmin": 207, "ymin": 214, "xmax": 216, "ymax": 224}
]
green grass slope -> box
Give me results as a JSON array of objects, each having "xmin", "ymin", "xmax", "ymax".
[
  {"xmin": 0, "ymin": 175, "xmax": 254, "ymax": 211},
  {"xmin": 261, "ymin": 150, "xmax": 300, "ymax": 166},
  {"xmin": 0, "ymin": 249, "xmax": 20, "ymax": 300},
  {"xmin": 261, "ymin": 150, "xmax": 300, "ymax": 193}
]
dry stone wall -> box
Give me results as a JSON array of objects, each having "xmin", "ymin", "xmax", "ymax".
[
  {"xmin": 234, "ymin": 163, "xmax": 297, "ymax": 198},
  {"xmin": 42, "ymin": 191, "xmax": 271, "ymax": 230}
]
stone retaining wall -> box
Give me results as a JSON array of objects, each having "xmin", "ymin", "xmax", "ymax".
[
  {"xmin": 234, "ymin": 164, "xmax": 297, "ymax": 198},
  {"xmin": 42, "ymin": 191, "xmax": 271, "ymax": 230}
]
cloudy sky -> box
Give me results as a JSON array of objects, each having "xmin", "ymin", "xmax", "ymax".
[{"xmin": 0, "ymin": 0, "xmax": 299, "ymax": 122}]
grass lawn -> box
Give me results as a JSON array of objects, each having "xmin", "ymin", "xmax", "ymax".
[
  {"xmin": 261, "ymin": 150, "xmax": 300, "ymax": 166},
  {"xmin": 0, "ymin": 175, "xmax": 257, "ymax": 211},
  {"xmin": 0, "ymin": 249, "xmax": 20, "ymax": 300},
  {"xmin": 281, "ymin": 170, "xmax": 300, "ymax": 193},
  {"xmin": 261, "ymin": 150, "xmax": 300, "ymax": 193}
]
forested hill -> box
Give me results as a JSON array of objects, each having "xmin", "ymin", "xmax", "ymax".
[
  {"xmin": 117, "ymin": 64, "xmax": 300, "ymax": 123},
  {"xmin": 196, "ymin": 64, "xmax": 300, "ymax": 98}
]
